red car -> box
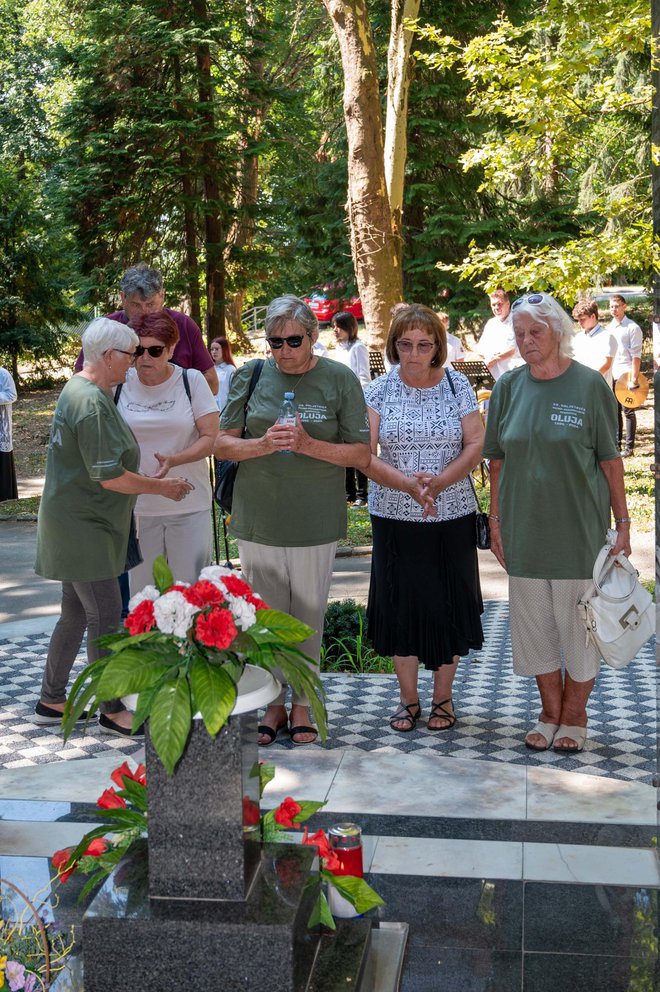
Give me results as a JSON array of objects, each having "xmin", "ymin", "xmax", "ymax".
[{"xmin": 303, "ymin": 286, "xmax": 363, "ymax": 323}]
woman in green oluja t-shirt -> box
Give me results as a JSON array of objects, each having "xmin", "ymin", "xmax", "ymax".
[
  {"xmin": 483, "ymin": 292, "xmax": 630, "ymax": 756},
  {"xmin": 34, "ymin": 318, "xmax": 193, "ymax": 738},
  {"xmin": 216, "ymin": 295, "xmax": 371, "ymax": 747}
]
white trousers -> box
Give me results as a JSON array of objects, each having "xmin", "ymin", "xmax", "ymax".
[
  {"xmin": 237, "ymin": 540, "xmax": 337, "ymax": 706},
  {"xmin": 130, "ymin": 509, "xmax": 212, "ymax": 593}
]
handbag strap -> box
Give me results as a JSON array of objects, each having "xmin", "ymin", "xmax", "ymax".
[
  {"xmin": 591, "ymin": 544, "xmax": 639, "ymax": 602},
  {"xmin": 446, "ymin": 368, "xmax": 483, "ymax": 513},
  {"xmin": 241, "ymin": 359, "xmax": 264, "ymax": 439}
]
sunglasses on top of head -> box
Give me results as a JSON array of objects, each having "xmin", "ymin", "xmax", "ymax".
[
  {"xmin": 266, "ymin": 333, "xmax": 309, "ymax": 349},
  {"xmin": 135, "ymin": 344, "xmax": 167, "ymax": 358},
  {"xmin": 511, "ymin": 293, "xmax": 544, "ymax": 310}
]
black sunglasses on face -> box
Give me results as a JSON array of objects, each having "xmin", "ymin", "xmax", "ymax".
[
  {"xmin": 267, "ymin": 334, "xmax": 307, "ymax": 349},
  {"xmin": 135, "ymin": 344, "xmax": 166, "ymax": 358}
]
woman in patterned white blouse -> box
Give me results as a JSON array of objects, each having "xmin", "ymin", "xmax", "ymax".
[{"xmin": 364, "ymin": 304, "xmax": 484, "ymax": 732}]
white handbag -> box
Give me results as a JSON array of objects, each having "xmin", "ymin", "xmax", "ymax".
[{"xmin": 577, "ymin": 538, "xmax": 655, "ymax": 670}]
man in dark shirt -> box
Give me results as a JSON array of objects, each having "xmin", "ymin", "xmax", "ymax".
[{"xmin": 75, "ymin": 263, "xmax": 218, "ymax": 395}]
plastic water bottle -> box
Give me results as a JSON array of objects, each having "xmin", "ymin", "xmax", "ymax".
[{"xmin": 277, "ymin": 391, "xmax": 297, "ymax": 452}]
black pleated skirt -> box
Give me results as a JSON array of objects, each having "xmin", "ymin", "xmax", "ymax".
[
  {"xmin": 0, "ymin": 451, "xmax": 17, "ymax": 502},
  {"xmin": 367, "ymin": 513, "xmax": 484, "ymax": 670}
]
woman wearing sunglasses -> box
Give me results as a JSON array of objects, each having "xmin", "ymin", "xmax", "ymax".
[
  {"xmin": 117, "ymin": 311, "xmax": 219, "ymax": 592},
  {"xmin": 216, "ymin": 295, "xmax": 371, "ymax": 746},
  {"xmin": 364, "ymin": 304, "xmax": 485, "ymax": 734},
  {"xmin": 34, "ymin": 318, "xmax": 193, "ymax": 738},
  {"xmin": 484, "ymin": 292, "xmax": 631, "ymax": 754}
]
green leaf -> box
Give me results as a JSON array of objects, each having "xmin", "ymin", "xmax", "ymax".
[
  {"xmin": 152, "ymin": 554, "xmax": 173, "ymax": 593},
  {"xmin": 131, "ymin": 681, "xmax": 164, "ymax": 728},
  {"xmin": 308, "ymin": 889, "xmax": 336, "ymax": 930},
  {"xmin": 255, "ymin": 609, "xmax": 314, "ymax": 643},
  {"xmin": 325, "ymin": 873, "xmax": 385, "ymax": 913},
  {"xmin": 292, "ymin": 800, "xmax": 325, "ymax": 823},
  {"xmin": 149, "ymin": 676, "xmax": 192, "ymax": 775},
  {"xmin": 189, "ymin": 656, "xmax": 236, "ymax": 736},
  {"xmin": 258, "ymin": 762, "xmax": 275, "ymax": 795},
  {"xmin": 96, "ymin": 652, "xmax": 173, "ymax": 698},
  {"xmin": 117, "ymin": 778, "xmax": 147, "ymax": 812},
  {"xmin": 91, "ymin": 807, "xmax": 147, "ymax": 830},
  {"xmin": 61, "ymin": 676, "xmax": 101, "ymax": 741}
]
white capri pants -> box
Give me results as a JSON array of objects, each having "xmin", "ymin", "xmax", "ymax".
[
  {"xmin": 509, "ymin": 576, "xmax": 601, "ymax": 682},
  {"xmin": 237, "ymin": 540, "xmax": 338, "ymax": 707},
  {"xmin": 130, "ymin": 509, "xmax": 213, "ymax": 593}
]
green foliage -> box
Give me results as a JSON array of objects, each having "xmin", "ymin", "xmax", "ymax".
[{"xmin": 321, "ymin": 599, "xmax": 393, "ymax": 674}]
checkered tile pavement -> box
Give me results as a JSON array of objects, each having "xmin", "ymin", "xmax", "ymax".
[{"xmin": 0, "ymin": 602, "xmax": 655, "ymax": 782}]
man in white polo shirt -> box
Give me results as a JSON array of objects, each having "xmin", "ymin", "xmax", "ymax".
[
  {"xmin": 608, "ymin": 295, "xmax": 643, "ymax": 457},
  {"xmin": 476, "ymin": 289, "xmax": 524, "ymax": 380},
  {"xmin": 571, "ymin": 300, "xmax": 617, "ymax": 386}
]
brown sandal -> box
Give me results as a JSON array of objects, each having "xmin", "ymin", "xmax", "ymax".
[
  {"xmin": 389, "ymin": 701, "xmax": 421, "ymax": 733},
  {"xmin": 428, "ymin": 698, "xmax": 456, "ymax": 732}
]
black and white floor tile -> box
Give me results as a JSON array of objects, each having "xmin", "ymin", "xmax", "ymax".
[{"xmin": 0, "ymin": 602, "xmax": 655, "ymax": 782}]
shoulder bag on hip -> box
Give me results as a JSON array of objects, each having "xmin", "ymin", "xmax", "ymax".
[
  {"xmin": 577, "ymin": 541, "xmax": 654, "ymax": 669},
  {"xmin": 214, "ymin": 360, "xmax": 264, "ymax": 514}
]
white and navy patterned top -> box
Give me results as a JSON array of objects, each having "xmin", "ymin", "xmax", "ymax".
[{"xmin": 365, "ymin": 366, "xmax": 478, "ymax": 523}]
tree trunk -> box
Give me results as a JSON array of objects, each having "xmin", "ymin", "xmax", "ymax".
[
  {"xmin": 320, "ymin": 0, "xmax": 403, "ymax": 351},
  {"xmin": 193, "ymin": 0, "xmax": 225, "ymax": 341},
  {"xmin": 172, "ymin": 53, "xmax": 202, "ymax": 329},
  {"xmin": 384, "ymin": 0, "xmax": 421, "ymax": 271}
]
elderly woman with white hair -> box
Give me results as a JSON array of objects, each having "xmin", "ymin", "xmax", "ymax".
[
  {"xmin": 216, "ymin": 295, "xmax": 371, "ymax": 746},
  {"xmin": 34, "ymin": 318, "xmax": 193, "ymax": 738},
  {"xmin": 484, "ymin": 292, "xmax": 631, "ymax": 755}
]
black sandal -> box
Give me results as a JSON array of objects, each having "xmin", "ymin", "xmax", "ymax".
[
  {"xmin": 289, "ymin": 724, "xmax": 319, "ymax": 746},
  {"xmin": 389, "ymin": 701, "xmax": 421, "ymax": 733},
  {"xmin": 428, "ymin": 698, "xmax": 456, "ymax": 732},
  {"xmin": 257, "ymin": 720, "xmax": 288, "ymax": 747}
]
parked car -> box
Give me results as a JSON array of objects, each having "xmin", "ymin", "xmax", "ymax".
[{"xmin": 303, "ymin": 285, "xmax": 363, "ymax": 323}]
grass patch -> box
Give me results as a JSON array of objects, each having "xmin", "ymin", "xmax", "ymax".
[{"xmin": 0, "ymin": 496, "xmax": 40, "ymax": 516}]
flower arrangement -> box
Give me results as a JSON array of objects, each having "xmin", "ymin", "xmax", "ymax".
[
  {"xmin": 62, "ymin": 558, "xmax": 326, "ymax": 774},
  {"xmin": 53, "ymin": 762, "xmax": 383, "ymax": 929},
  {"xmin": 0, "ymin": 880, "xmax": 75, "ymax": 990}
]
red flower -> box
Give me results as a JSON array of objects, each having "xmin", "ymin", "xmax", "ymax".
[
  {"xmin": 110, "ymin": 761, "xmax": 146, "ymax": 788},
  {"xmin": 183, "ymin": 580, "xmax": 225, "ymax": 609},
  {"xmin": 97, "ymin": 788, "xmax": 127, "ymax": 809},
  {"xmin": 218, "ymin": 574, "xmax": 269, "ymax": 609},
  {"xmin": 124, "ymin": 599, "xmax": 156, "ymax": 635},
  {"xmin": 53, "ymin": 838, "xmax": 108, "ymax": 883},
  {"xmin": 301, "ymin": 827, "xmax": 340, "ymax": 872},
  {"xmin": 53, "ymin": 846, "xmax": 76, "ymax": 882},
  {"xmin": 195, "ymin": 608, "xmax": 238, "ymax": 650},
  {"xmin": 242, "ymin": 795, "xmax": 261, "ymax": 827},
  {"xmin": 274, "ymin": 797, "xmax": 302, "ymax": 829}
]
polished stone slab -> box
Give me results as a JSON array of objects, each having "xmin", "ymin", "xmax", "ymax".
[
  {"xmin": 0, "ymin": 818, "xmax": 98, "ymax": 857},
  {"xmin": 526, "ymin": 764, "xmax": 656, "ymax": 825},
  {"xmin": 322, "ymin": 751, "xmax": 527, "ymax": 821},
  {"xmin": 523, "ymin": 842, "xmax": 660, "ymax": 887},
  {"xmin": 261, "ymin": 748, "xmax": 344, "ymax": 805},
  {"xmin": 370, "ymin": 836, "xmax": 523, "ymax": 881},
  {"xmin": 523, "ymin": 882, "xmax": 658, "ymax": 957},
  {"xmin": 399, "ymin": 943, "xmax": 522, "ymax": 992},
  {"xmin": 523, "ymin": 952, "xmax": 657, "ymax": 991},
  {"xmin": 0, "ymin": 753, "xmax": 139, "ymax": 802}
]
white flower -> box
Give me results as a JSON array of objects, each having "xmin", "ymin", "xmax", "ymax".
[
  {"xmin": 127, "ymin": 585, "xmax": 160, "ymax": 613},
  {"xmin": 199, "ymin": 565, "xmax": 235, "ymax": 585},
  {"xmin": 153, "ymin": 590, "xmax": 199, "ymax": 638},
  {"xmin": 226, "ymin": 594, "xmax": 257, "ymax": 631}
]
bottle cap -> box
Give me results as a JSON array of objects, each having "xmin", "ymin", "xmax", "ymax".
[
  {"xmin": 284, "ymin": 391, "xmax": 295, "ymax": 400},
  {"xmin": 329, "ymin": 822, "xmax": 362, "ymax": 849}
]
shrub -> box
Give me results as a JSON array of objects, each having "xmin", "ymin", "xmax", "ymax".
[{"xmin": 321, "ymin": 599, "xmax": 393, "ymax": 674}]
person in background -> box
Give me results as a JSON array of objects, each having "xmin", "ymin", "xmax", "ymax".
[
  {"xmin": 0, "ymin": 366, "xmax": 18, "ymax": 502},
  {"xmin": 364, "ymin": 304, "xmax": 484, "ymax": 734},
  {"xmin": 216, "ymin": 295, "xmax": 370, "ymax": 746},
  {"xmin": 608, "ymin": 294, "xmax": 643, "ymax": 457},
  {"xmin": 484, "ymin": 292, "xmax": 630, "ymax": 755},
  {"xmin": 437, "ymin": 311, "xmax": 465, "ymax": 367},
  {"xmin": 571, "ymin": 300, "xmax": 617, "ymax": 386},
  {"xmin": 74, "ymin": 262, "xmax": 218, "ymax": 395},
  {"xmin": 476, "ymin": 289, "xmax": 524, "ymax": 381},
  {"xmin": 331, "ymin": 310, "xmax": 371, "ymax": 506},
  {"xmin": 117, "ymin": 311, "xmax": 218, "ymax": 592},
  {"xmin": 34, "ymin": 318, "xmax": 192, "ymax": 737},
  {"xmin": 652, "ymin": 314, "xmax": 660, "ymax": 371},
  {"xmin": 210, "ymin": 336, "xmax": 236, "ymax": 413}
]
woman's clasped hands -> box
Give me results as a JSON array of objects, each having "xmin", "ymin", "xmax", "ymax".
[{"xmin": 408, "ymin": 473, "xmax": 438, "ymax": 518}]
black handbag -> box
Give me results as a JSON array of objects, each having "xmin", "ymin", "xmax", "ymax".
[
  {"xmin": 214, "ymin": 360, "xmax": 264, "ymax": 514},
  {"xmin": 123, "ymin": 512, "xmax": 143, "ymax": 571}
]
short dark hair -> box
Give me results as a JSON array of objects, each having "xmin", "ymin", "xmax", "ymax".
[
  {"xmin": 331, "ymin": 311, "xmax": 359, "ymax": 341},
  {"xmin": 609, "ymin": 294, "xmax": 626, "ymax": 307},
  {"xmin": 489, "ymin": 288, "xmax": 510, "ymax": 302},
  {"xmin": 386, "ymin": 304, "xmax": 447, "ymax": 369},
  {"xmin": 572, "ymin": 300, "xmax": 599, "ymax": 320},
  {"xmin": 133, "ymin": 310, "xmax": 179, "ymax": 348}
]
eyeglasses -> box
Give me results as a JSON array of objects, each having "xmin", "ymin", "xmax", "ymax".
[
  {"xmin": 267, "ymin": 335, "xmax": 307, "ymax": 349},
  {"xmin": 113, "ymin": 348, "xmax": 137, "ymax": 361},
  {"xmin": 396, "ymin": 340, "xmax": 435, "ymax": 354},
  {"xmin": 135, "ymin": 344, "xmax": 166, "ymax": 358},
  {"xmin": 511, "ymin": 294, "xmax": 544, "ymax": 310}
]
